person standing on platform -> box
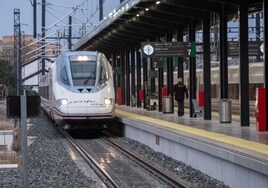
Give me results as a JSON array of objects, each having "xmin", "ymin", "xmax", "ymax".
[{"xmin": 171, "ymin": 78, "xmax": 188, "ymax": 116}]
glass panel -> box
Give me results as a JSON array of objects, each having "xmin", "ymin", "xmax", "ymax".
[
  {"xmin": 60, "ymin": 67, "xmax": 70, "ymax": 85},
  {"xmin": 70, "ymin": 60, "xmax": 97, "ymax": 86},
  {"xmin": 99, "ymin": 65, "xmax": 106, "ymax": 84}
]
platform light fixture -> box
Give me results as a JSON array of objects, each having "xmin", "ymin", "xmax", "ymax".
[
  {"xmin": 136, "ymin": 14, "xmax": 140, "ymax": 17},
  {"xmin": 156, "ymin": 1, "xmax": 161, "ymax": 5},
  {"xmin": 145, "ymin": 8, "xmax": 149, "ymax": 11}
]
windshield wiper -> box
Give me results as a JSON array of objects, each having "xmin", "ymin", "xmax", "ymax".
[
  {"xmin": 84, "ymin": 76, "xmax": 91, "ymax": 85},
  {"xmin": 84, "ymin": 73, "xmax": 95, "ymax": 85}
]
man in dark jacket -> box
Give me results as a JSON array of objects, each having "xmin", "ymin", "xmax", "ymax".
[{"xmin": 172, "ymin": 78, "xmax": 188, "ymax": 116}]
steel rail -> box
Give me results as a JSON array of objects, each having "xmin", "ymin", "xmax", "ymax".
[
  {"xmin": 57, "ymin": 127, "xmax": 119, "ymax": 188},
  {"xmin": 101, "ymin": 135, "xmax": 187, "ymax": 188}
]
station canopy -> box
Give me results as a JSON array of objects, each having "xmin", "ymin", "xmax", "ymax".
[{"xmin": 74, "ymin": 0, "xmax": 264, "ymax": 53}]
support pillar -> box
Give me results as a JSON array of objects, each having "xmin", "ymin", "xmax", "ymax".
[
  {"xmin": 219, "ymin": 4, "xmax": 228, "ymax": 99},
  {"xmin": 120, "ymin": 50, "xmax": 126, "ymax": 105},
  {"xmin": 112, "ymin": 53, "xmax": 117, "ymax": 103},
  {"xmin": 263, "ymin": 0, "xmax": 268, "ymax": 129},
  {"xmin": 239, "ymin": 3, "xmax": 250, "ymax": 126},
  {"xmin": 203, "ymin": 13, "xmax": 212, "ymax": 120},
  {"xmin": 189, "ymin": 19, "xmax": 197, "ymax": 117},
  {"xmin": 131, "ymin": 47, "xmax": 136, "ymax": 103},
  {"xmin": 136, "ymin": 46, "xmax": 142, "ymax": 108},
  {"xmin": 125, "ymin": 48, "xmax": 130, "ymax": 106},
  {"xmin": 142, "ymin": 58, "xmax": 148, "ymax": 109}
]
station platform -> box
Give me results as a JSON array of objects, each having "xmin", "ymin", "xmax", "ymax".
[
  {"xmin": 114, "ymin": 104, "xmax": 268, "ymax": 188},
  {"xmin": 115, "ymin": 104, "xmax": 268, "ymax": 145}
]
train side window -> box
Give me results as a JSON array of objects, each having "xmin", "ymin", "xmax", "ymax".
[
  {"xmin": 99, "ymin": 65, "xmax": 106, "ymax": 84},
  {"xmin": 98, "ymin": 56, "xmax": 108, "ymax": 84},
  {"xmin": 60, "ymin": 67, "xmax": 70, "ymax": 85}
]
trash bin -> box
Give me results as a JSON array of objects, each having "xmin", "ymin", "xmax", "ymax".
[
  {"xmin": 219, "ymin": 99, "xmax": 232, "ymax": 123},
  {"xmin": 162, "ymin": 96, "xmax": 172, "ymax": 113}
]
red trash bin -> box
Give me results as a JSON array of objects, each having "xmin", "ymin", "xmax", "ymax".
[
  {"xmin": 256, "ymin": 88, "xmax": 267, "ymax": 131},
  {"xmin": 198, "ymin": 90, "xmax": 204, "ymax": 107},
  {"xmin": 139, "ymin": 89, "xmax": 144, "ymax": 101},
  {"xmin": 117, "ymin": 87, "xmax": 122, "ymax": 105},
  {"xmin": 162, "ymin": 87, "xmax": 168, "ymax": 96}
]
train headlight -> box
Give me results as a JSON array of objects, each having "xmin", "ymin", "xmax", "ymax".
[
  {"xmin": 57, "ymin": 98, "xmax": 68, "ymax": 106},
  {"xmin": 104, "ymin": 98, "xmax": 113, "ymax": 105}
]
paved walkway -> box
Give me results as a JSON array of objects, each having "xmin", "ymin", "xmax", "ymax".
[{"xmin": 116, "ymin": 104, "xmax": 268, "ymax": 145}]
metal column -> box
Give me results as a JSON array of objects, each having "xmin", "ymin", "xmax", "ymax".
[
  {"xmin": 189, "ymin": 19, "xmax": 197, "ymax": 117},
  {"xmin": 158, "ymin": 66, "xmax": 164, "ymax": 112},
  {"xmin": 116, "ymin": 52, "xmax": 121, "ymax": 103},
  {"xmin": 167, "ymin": 57, "xmax": 173, "ymax": 112},
  {"xmin": 99, "ymin": 0, "xmax": 103, "ymax": 21},
  {"xmin": 14, "ymin": 9, "xmax": 22, "ymax": 96},
  {"xmin": 203, "ymin": 13, "xmax": 212, "ymax": 120},
  {"xmin": 176, "ymin": 28, "xmax": 185, "ymax": 113},
  {"xmin": 142, "ymin": 58, "xmax": 148, "ymax": 109},
  {"xmin": 219, "ymin": 4, "xmax": 228, "ymax": 99},
  {"xmin": 167, "ymin": 33, "xmax": 174, "ymax": 96},
  {"xmin": 20, "ymin": 94, "xmax": 29, "ymax": 188},
  {"xmin": 136, "ymin": 46, "xmax": 142, "ymax": 108},
  {"xmin": 150, "ymin": 59, "xmax": 156, "ymax": 94},
  {"xmin": 112, "ymin": 53, "xmax": 117, "ymax": 103},
  {"xmin": 33, "ymin": 0, "xmax": 37, "ymax": 38},
  {"xmin": 239, "ymin": 3, "xmax": 250, "ymax": 126},
  {"xmin": 41, "ymin": 0, "xmax": 46, "ymax": 75},
  {"xmin": 256, "ymin": 13, "xmax": 262, "ymax": 62},
  {"xmin": 263, "ymin": 0, "xmax": 268, "ymax": 129},
  {"xmin": 120, "ymin": 50, "xmax": 125, "ymax": 105},
  {"xmin": 177, "ymin": 28, "xmax": 184, "ymax": 80},
  {"xmin": 167, "ymin": 57, "xmax": 173, "ymax": 93},
  {"xmin": 125, "ymin": 48, "xmax": 130, "ymax": 106},
  {"xmin": 131, "ymin": 47, "xmax": 136, "ymax": 99},
  {"xmin": 68, "ymin": 16, "xmax": 72, "ymax": 50}
]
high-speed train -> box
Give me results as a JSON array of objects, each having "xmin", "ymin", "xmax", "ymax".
[
  {"xmin": 145, "ymin": 61, "xmax": 263, "ymax": 102},
  {"xmin": 39, "ymin": 51, "xmax": 115, "ymax": 129},
  {"xmin": 184, "ymin": 62, "xmax": 264, "ymax": 101}
]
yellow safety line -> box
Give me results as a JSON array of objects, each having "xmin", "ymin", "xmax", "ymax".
[{"xmin": 116, "ymin": 109, "xmax": 268, "ymax": 156}]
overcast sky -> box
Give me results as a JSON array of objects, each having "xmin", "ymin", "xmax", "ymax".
[{"xmin": 0, "ymin": 0, "xmax": 120, "ymax": 38}]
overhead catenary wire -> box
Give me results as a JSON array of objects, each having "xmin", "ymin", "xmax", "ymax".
[{"xmin": 23, "ymin": 0, "xmax": 107, "ymax": 54}]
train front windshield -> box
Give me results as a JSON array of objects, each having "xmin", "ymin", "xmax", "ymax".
[{"xmin": 70, "ymin": 55, "xmax": 97, "ymax": 86}]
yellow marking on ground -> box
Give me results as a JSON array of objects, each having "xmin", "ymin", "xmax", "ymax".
[{"xmin": 116, "ymin": 109, "xmax": 268, "ymax": 156}]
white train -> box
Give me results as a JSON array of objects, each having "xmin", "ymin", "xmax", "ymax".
[
  {"xmin": 144, "ymin": 62, "xmax": 264, "ymax": 102},
  {"xmin": 183, "ymin": 62, "xmax": 264, "ymax": 101},
  {"xmin": 39, "ymin": 51, "xmax": 115, "ymax": 129}
]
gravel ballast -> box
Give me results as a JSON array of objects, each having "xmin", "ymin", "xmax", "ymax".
[
  {"xmin": 1, "ymin": 111, "xmax": 228, "ymax": 188},
  {"xmin": 0, "ymin": 113, "xmax": 98, "ymax": 188},
  {"xmin": 115, "ymin": 137, "xmax": 229, "ymax": 188}
]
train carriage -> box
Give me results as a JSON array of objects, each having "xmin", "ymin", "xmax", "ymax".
[
  {"xmin": 39, "ymin": 51, "xmax": 115, "ymax": 129},
  {"xmin": 142, "ymin": 61, "xmax": 264, "ymax": 103},
  {"xmin": 183, "ymin": 62, "xmax": 264, "ymax": 101}
]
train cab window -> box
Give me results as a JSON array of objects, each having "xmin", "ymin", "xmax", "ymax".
[
  {"xmin": 98, "ymin": 56, "xmax": 109, "ymax": 85},
  {"xmin": 60, "ymin": 67, "xmax": 70, "ymax": 86},
  {"xmin": 99, "ymin": 65, "xmax": 107, "ymax": 84},
  {"xmin": 70, "ymin": 60, "xmax": 97, "ymax": 86}
]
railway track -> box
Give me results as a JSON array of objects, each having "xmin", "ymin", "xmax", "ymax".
[
  {"xmin": 58, "ymin": 127, "xmax": 187, "ymax": 188},
  {"xmin": 101, "ymin": 134, "xmax": 187, "ymax": 188},
  {"xmin": 58, "ymin": 128, "xmax": 119, "ymax": 188}
]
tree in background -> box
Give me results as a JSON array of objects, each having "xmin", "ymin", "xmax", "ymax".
[{"xmin": 0, "ymin": 59, "xmax": 15, "ymax": 98}]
